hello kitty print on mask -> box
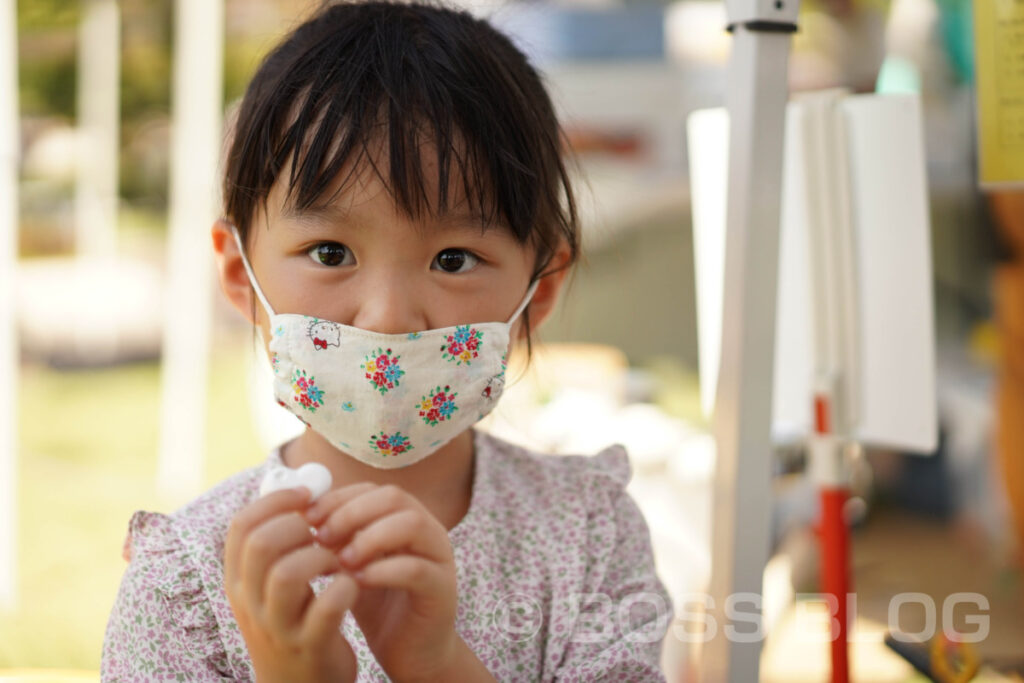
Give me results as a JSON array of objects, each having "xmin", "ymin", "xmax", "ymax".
[{"xmin": 309, "ymin": 320, "xmax": 341, "ymax": 350}]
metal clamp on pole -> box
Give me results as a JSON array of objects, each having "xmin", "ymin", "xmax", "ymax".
[{"xmin": 725, "ymin": 0, "xmax": 799, "ymax": 32}]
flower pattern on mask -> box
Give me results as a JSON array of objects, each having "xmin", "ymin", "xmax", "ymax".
[
  {"xmin": 270, "ymin": 352, "xmax": 280, "ymax": 373},
  {"xmin": 407, "ymin": 332, "xmax": 422, "ymax": 340},
  {"xmin": 291, "ymin": 369, "xmax": 324, "ymax": 412},
  {"xmin": 361, "ymin": 348, "xmax": 405, "ymax": 394},
  {"xmin": 341, "ymin": 401, "xmax": 355, "ymax": 412},
  {"xmin": 441, "ymin": 325, "xmax": 483, "ymax": 365},
  {"xmin": 308, "ymin": 320, "xmax": 341, "ymax": 351},
  {"xmin": 368, "ymin": 430, "xmax": 413, "ymax": 457},
  {"xmin": 418, "ymin": 385, "xmax": 459, "ymax": 425}
]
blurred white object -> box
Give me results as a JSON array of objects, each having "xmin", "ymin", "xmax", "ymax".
[
  {"xmin": 0, "ymin": 0, "xmax": 18, "ymax": 611},
  {"xmin": 75, "ymin": 0, "xmax": 120, "ymax": 262},
  {"xmin": 935, "ymin": 346, "xmax": 1009, "ymax": 542},
  {"xmin": 259, "ymin": 462, "xmax": 332, "ymax": 501},
  {"xmin": 884, "ymin": 0, "xmax": 939, "ymax": 67},
  {"xmin": 17, "ymin": 258, "xmax": 163, "ymax": 365},
  {"xmin": 689, "ymin": 93, "xmax": 937, "ymax": 454},
  {"xmin": 687, "ymin": 108, "xmax": 729, "ymax": 420},
  {"xmin": 665, "ymin": 1, "xmax": 730, "ymax": 65},
  {"xmin": 23, "ymin": 125, "xmax": 78, "ymax": 181},
  {"xmin": 157, "ymin": 0, "xmax": 224, "ymax": 498},
  {"xmin": 841, "ymin": 94, "xmax": 936, "ymax": 451}
]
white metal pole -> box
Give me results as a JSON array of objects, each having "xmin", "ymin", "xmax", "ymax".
[
  {"xmin": 703, "ymin": 0, "xmax": 798, "ymax": 678},
  {"xmin": 0, "ymin": 0, "xmax": 19, "ymax": 611},
  {"xmin": 74, "ymin": 0, "xmax": 120, "ymax": 262},
  {"xmin": 156, "ymin": 0, "xmax": 223, "ymax": 498}
]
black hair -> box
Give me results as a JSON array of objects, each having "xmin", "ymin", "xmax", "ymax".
[{"xmin": 222, "ymin": 0, "xmax": 580, "ymax": 343}]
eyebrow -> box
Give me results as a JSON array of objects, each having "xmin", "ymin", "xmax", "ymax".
[
  {"xmin": 281, "ymin": 202, "xmax": 349, "ymax": 224},
  {"xmin": 280, "ymin": 201, "xmax": 494, "ymax": 234}
]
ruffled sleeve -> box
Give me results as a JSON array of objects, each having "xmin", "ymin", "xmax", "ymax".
[
  {"xmin": 551, "ymin": 445, "xmax": 673, "ymax": 682},
  {"xmin": 101, "ymin": 510, "xmax": 239, "ymax": 682}
]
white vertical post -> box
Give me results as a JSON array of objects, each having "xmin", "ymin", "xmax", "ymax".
[
  {"xmin": 703, "ymin": 0, "xmax": 797, "ymax": 678},
  {"xmin": 74, "ymin": 0, "xmax": 120, "ymax": 262},
  {"xmin": 156, "ymin": 0, "xmax": 223, "ymax": 498},
  {"xmin": 0, "ymin": 0, "xmax": 19, "ymax": 611}
]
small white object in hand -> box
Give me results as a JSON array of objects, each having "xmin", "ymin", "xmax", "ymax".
[{"xmin": 259, "ymin": 462, "xmax": 332, "ymax": 501}]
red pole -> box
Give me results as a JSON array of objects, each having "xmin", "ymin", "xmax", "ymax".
[{"xmin": 814, "ymin": 395, "xmax": 850, "ymax": 683}]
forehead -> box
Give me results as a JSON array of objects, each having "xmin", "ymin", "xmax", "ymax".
[
  {"xmin": 256, "ymin": 134, "xmax": 500, "ymax": 245},
  {"xmin": 261, "ymin": 88, "xmax": 500, "ymax": 229}
]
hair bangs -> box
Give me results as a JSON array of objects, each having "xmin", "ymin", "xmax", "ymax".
[
  {"xmin": 285, "ymin": 102, "xmax": 501, "ymax": 232},
  {"xmin": 241, "ymin": 31, "xmax": 504, "ymax": 236}
]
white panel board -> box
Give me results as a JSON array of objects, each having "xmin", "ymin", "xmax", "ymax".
[
  {"xmin": 688, "ymin": 94, "xmax": 937, "ymax": 453},
  {"xmin": 687, "ymin": 108, "xmax": 728, "ymax": 419},
  {"xmin": 841, "ymin": 94, "xmax": 937, "ymax": 452}
]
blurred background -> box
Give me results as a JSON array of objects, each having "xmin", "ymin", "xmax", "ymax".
[{"xmin": 1, "ymin": 0, "xmax": 1022, "ymax": 680}]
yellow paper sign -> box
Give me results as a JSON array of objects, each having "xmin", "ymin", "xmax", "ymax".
[{"xmin": 975, "ymin": 0, "xmax": 1024, "ymax": 188}]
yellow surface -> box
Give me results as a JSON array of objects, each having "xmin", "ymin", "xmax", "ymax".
[
  {"xmin": 974, "ymin": 0, "xmax": 1024, "ymax": 188},
  {"xmin": 0, "ymin": 671, "xmax": 99, "ymax": 682}
]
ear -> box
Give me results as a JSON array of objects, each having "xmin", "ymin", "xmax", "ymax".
[
  {"xmin": 521, "ymin": 240, "xmax": 573, "ymax": 336},
  {"xmin": 211, "ymin": 218, "xmax": 256, "ymax": 325}
]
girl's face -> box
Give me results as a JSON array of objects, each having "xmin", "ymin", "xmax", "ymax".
[{"xmin": 218, "ymin": 147, "xmax": 565, "ymax": 344}]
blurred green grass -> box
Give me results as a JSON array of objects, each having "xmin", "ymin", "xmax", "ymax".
[{"xmin": 0, "ymin": 339, "xmax": 264, "ymax": 669}]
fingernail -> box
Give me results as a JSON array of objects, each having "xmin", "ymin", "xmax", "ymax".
[
  {"xmin": 316, "ymin": 525, "xmax": 334, "ymax": 545},
  {"xmin": 340, "ymin": 545, "xmax": 356, "ymax": 565}
]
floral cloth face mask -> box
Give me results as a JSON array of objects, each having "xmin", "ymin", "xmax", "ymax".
[{"xmin": 232, "ymin": 226, "xmax": 536, "ymax": 469}]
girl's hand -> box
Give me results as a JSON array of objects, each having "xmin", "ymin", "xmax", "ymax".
[
  {"xmin": 305, "ymin": 483, "xmax": 463, "ymax": 682},
  {"xmin": 224, "ymin": 487, "xmax": 359, "ymax": 683}
]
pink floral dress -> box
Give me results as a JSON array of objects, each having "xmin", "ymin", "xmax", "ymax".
[{"xmin": 101, "ymin": 430, "xmax": 672, "ymax": 681}]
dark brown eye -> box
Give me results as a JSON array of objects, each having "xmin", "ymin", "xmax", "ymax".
[
  {"xmin": 307, "ymin": 242, "xmax": 352, "ymax": 267},
  {"xmin": 433, "ymin": 248, "xmax": 478, "ymax": 273}
]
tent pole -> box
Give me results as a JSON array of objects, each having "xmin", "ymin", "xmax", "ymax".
[
  {"xmin": 703, "ymin": 1, "xmax": 798, "ymax": 678},
  {"xmin": 74, "ymin": 0, "xmax": 120, "ymax": 262},
  {"xmin": 157, "ymin": 0, "xmax": 224, "ymax": 498},
  {"xmin": 0, "ymin": 0, "xmax": 19, "ymax": 612}
]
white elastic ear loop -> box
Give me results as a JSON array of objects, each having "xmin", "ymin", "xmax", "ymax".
[
  {"xmin": 230, "ymin": 224, "xmax": 277, "ymax": 317},
  {"xmin": 506, "ymin": 280, "xmax": 540, "ymax": 325}
]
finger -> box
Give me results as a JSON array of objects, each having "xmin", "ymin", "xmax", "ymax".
[
  {"xmin": 354, "ymin": 555, "xmax": 447, "ymax": 596},
  {"xmin": 340, "ymin": 508, "xmax": 449, "ymax": 567},
  {"xmin": 264, "ymin": 544, "xmax": 343, "ymax": 631},
  {"xmin": 241, "ymin": 511, "xmax": 316, "ymax": 609},
  {"xmin": 225, "ymin": 487, "xmax": 311, "ymax": 585},
  {"xmin": 316, "ymin": 484, "xmax": 420, "ymax": 548},
  {"xmin": 302, "ymin": 571, "xmax": 360, "ymax": 646},
  {"xmin": 303, "ymin": 482, "xmax": 378, "ymax": 527}
]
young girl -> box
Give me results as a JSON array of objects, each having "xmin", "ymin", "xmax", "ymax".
[{"xmin": 101, "ymin": 2, "xmax": 672, "ymax": 680}]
